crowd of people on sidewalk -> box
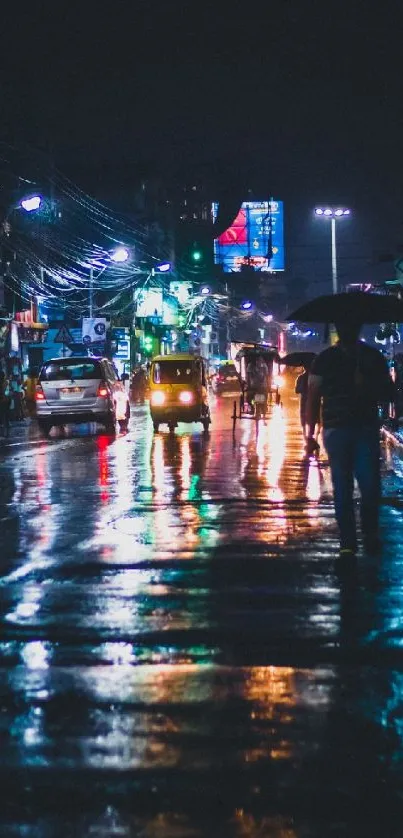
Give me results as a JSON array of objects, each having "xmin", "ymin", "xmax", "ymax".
[{"xmin": 0, "ymin": 359, "xmax": 38, "ymax": 436}]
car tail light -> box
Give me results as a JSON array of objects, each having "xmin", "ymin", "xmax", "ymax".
[
  {"xmin": 151, "ymin": 391, "xmax": 166, "ymax": 406},
  {"xmin": 35, "ymin": 386, "xmax": 45, "ymax": 401},
  {"xmin": 179, "ymin": 390, "xmax": 193, "ymax": 404},
  {"xmin": 97, "ymin": 383, "xmax": 109, "ymax": 398}
]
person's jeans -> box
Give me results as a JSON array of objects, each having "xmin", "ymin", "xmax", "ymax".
[{"xmin": 323, "ymin": 425, "xmax": 381, "ymax": 550}]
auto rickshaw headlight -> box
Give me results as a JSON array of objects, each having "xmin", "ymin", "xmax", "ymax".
[
  {"xmin": 151, "ymin": 391, "xmax": 166, "ymax": 406},
  {"xmin": 179, "ymin": 390, "xmax": 193, "ymax": 404}
]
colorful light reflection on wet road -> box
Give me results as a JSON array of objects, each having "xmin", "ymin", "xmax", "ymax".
[{"xmin": 1, "ymin": 383, "xmax": 403, "ymax": 834}]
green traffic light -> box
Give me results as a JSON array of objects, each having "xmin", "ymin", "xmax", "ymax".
[
  {"xmin": 191, "ymin": 248, "xmax": 202, "ymax": 262},
  {"xmin": 143, "ymin": 335, "xmax": 153, "ymax": 353}
]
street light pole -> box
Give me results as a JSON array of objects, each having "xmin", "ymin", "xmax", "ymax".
[
  {"xmin": 0, "ymin": 194, "xmax": 43, "ymax": 314},
  {"xmin": 89, "ymin": 266, "xmax": 94, "ymax": 317},
  {"xmin": 314, "ymin": 207, "xmax": 351, "ymax": 295},
  {"xmin": 331, "ymin": 217, "xmax": 337, "ymax": 295},
  {"xmin": 88, "ymin": 246, "xmax": 130, "ymax": 318}
]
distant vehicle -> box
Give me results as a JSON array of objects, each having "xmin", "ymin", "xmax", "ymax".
[
  {"xmin": 236, "ymin": 343, "xmax": 281, "ymax": 420},
  {"xmin": 149, "ymin": 353, "xmax": 211, "ymax": 433},
  {"xmin": 211, "ymin": 362, "xmax": 241, "ymax": 395},
  {"xmin": 35, "ymin": 356, "xmax": 130, "ymax": 435}
]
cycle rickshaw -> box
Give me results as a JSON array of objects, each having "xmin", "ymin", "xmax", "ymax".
[{"xmin": 231, "ymin": 343, "xmax": 281, "ymax": 430}]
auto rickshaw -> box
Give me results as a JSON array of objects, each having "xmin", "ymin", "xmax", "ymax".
[
  {"xmin": 234, "ymin": 343, "xmax": 281, "ymax": 422},
  {"xmin": 149, "ymin": 354, "xmax": 211, "ymax": 433}
]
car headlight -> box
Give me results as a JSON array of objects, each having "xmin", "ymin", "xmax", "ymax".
[
  {"xmin": 179, "ymin": 391, "xmax": 193, "ymax": 404},
  {"xmin": 151, "ymin": 391, "xmax": 166, "ymax": 406}
]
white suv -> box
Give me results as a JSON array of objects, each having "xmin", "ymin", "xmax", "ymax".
[{"xmin": 35, "ymin": 357, "xmax": 130, "ymax": 435}]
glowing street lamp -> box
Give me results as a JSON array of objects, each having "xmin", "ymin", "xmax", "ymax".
[
  {"xmin": 20, "ymin": 195, "xmax": 42, "ymax": 213},
  {"xmin": 314, "ymin": 207, "xmax": 351, "ymax": 294},
  {"xmin": 315, "ymin": 207, "xmax": 350, "ymax": 218},
  {"xmin": 110, "ymin": 246, "xmax": 130, "ymax": 263},
  {"xmin": 2, "ymin": 194, "xmax": 43, "ymax": 234},
  {"xmin": 154, "ymin": 262, "xmax": 172, "ymax": 273},
  {"xmin": 0, "ymin": 194, "xmax": 43, "ymax": 317},
  {"xmin": 200, "ymin": 285, "xmax": 211, "ymax": 296},
  {"xmin": 241, "ymin": 300, "xmax": 253, "ymax": 310},
  {"xmin": 88, "ymin": 246, "xmax": 130, "ymax": 316}
]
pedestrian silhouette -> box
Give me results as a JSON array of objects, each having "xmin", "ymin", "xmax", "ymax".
[{"xmin": 306, "ymin": 320, "xmax": 394, "ymax": 561}]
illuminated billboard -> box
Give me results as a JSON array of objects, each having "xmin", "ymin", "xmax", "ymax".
[
  {"xmin": 169, "ymin": 280, "xmax": 193, "ymax": 306},
  {"xmin": 212, "ymin": 200, "xmax": 284, "ymax": 273},
  {"xmin": 135, "ymin": 288, "xmax": 163, "ymax": 319}
]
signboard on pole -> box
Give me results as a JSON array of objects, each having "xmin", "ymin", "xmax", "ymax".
[
  {"xmin": 169, "ymin": 281, "xmax": 192, "ymax": 305},
  {"xmin": 54, "ymin": 324, "xmax": 74, "ymax": 344},
  {"xmin": 135, "ymin": 288, "xmax": 163, "ymax": 319},
  {"xmin": 10, "ymin": 322, "xmax": 19, "ymax": 353},
  {"xmin": 82, "ymin": 318, "xmax": 107, "ymax": 345},
  {"xmin": 114, "ymin": 340, "xmax": 130, "ymax": 360}
]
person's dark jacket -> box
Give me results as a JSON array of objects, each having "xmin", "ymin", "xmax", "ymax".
[{"xmin": 310, "ymin": 342, "xmax": 394, "ymax": 428}]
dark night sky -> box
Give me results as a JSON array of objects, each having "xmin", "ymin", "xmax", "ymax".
[{"xmin": 1, "ymin": 1, "xmax": 403, "ymax": 286}]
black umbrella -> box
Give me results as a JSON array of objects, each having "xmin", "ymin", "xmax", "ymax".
[
  {"xmin": 281, "ymin": 351, "xmax": 316, "ymax": 368},
  {"xmin": 288, "ymin": 291, "xmax": 403, "ymax": 324}
]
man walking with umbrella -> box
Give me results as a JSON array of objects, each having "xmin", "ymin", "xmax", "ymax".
[
  {"xmin": 305, "ymin": 318, "xmax": 394, "ymax": 560},
  {"xmin": 289, "ymin": 291, "xmax": 403, "ymax": 561}
]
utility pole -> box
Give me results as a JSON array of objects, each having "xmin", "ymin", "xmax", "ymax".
[
  {"xmin": 225, "ymin": 293, "xmax": 232, "ymax": 359},
  {"xmin": 0, "ymin": 235, "xmax": 4, "ymax": 311},
  {"xmin": 314, "ymin": 207, "xmax": 351, "ymax": 295},
  {"xmin": 89, "ymin": 266, "xmax": 94, "ymax": 317},
  {"xmin": 331, "ymin": 216, "xmax": 338, "ymax": 295}
]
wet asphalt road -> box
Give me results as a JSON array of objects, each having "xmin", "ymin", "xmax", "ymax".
[{"xmin": 2, "ymin": 380, "xmax": 403, "ymax": 836}]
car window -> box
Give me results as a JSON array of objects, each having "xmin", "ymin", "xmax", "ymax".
[
  {"xmin": 40, "ymin": 361, "xmax": 102, "ymax": 381},
  {"xmin": 220, "ymin": 365, "xmax": 237, "ymax": 377},
  {"xmin": 153, "ymin": 361, "xmax": 196, "ymax": 384}
]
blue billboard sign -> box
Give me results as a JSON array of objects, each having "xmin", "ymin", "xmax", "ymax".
[{"xmin": 212, "ymin": 200, "xmax": 285, "ymax": 273}]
